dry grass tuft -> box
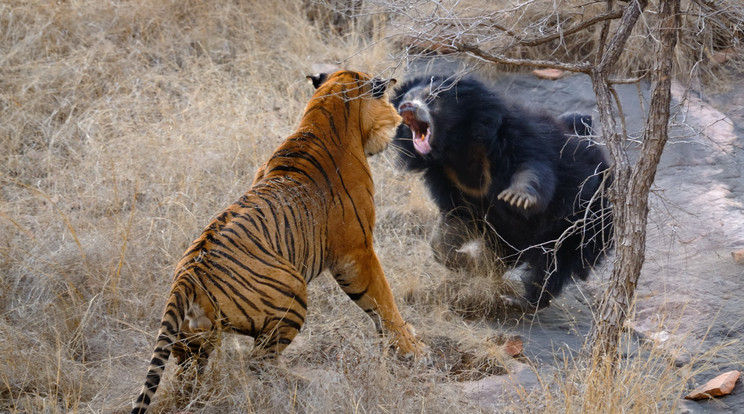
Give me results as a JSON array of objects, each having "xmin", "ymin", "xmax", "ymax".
[
  {"xmin": 403, "ymin": 270, "xmax": 515, "ymax": 321},
  {"xmin": 1, "ymin": 1, "xmax": 740, "ymax": 413}
]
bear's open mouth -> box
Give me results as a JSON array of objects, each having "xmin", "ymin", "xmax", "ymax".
[{"xmin": 399, "ymin": 102, "xmax": 432, "ymax": 155}]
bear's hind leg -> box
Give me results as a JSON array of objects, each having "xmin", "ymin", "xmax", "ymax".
[
  {"xmin": 431, "ymin": 214, "xmax": 480, "ymax": 271},
  {"xmin": 502, "ymin": 252, "xmax": 568, "ymax": 311},
  {"xmin": 431, "ymin": 214, "xmax": 505, "ymax": 273},
  {"xmin": 522, "ymin": 248, "xmax": 579, "ymax": 309}
]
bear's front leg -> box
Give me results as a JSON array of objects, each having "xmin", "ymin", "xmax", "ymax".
[{"xmin": 497, "ymin": 165, "xmax": 555, "ymax": 212}]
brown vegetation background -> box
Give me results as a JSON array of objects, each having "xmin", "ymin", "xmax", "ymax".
[{"xmin": 1, "ymin": 1, "xmax": 740, "ymax": 413}]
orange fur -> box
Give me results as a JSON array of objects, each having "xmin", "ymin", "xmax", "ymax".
[{"xmin": 131, "ymin": 71, "xmax": 425, "ymax": 414}]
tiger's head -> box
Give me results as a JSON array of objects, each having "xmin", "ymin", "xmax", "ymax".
[{"xmin": 307, "ymin": 70, "xmax": 402, "ymax": 156}]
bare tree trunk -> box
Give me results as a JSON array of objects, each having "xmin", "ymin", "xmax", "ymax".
[{"xmin": 587, "ymin": 0, "xmax": 680, "ymax": 361}]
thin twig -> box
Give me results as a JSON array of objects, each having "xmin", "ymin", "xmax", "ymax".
[{"xmin": 480, "ymin": 8, "xmax": 626, "ymax": 47}]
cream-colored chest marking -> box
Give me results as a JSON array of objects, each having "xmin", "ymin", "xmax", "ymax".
[{"xmin": 443, "ymin": 157, "xmax": 492, "ymax": 198}]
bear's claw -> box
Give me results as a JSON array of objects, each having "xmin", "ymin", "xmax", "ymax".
[{"xmin": 497, "ymin": 188, "xmax": 537, "ymax": 209}]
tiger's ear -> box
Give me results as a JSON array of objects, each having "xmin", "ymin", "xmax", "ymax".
[
  {"xmin": 371, "ymin": 78, "xmax": 397, "ymax": 98},
  {"xmin": 307, "ymin": 73, "xmax": 329, "ymax": 89}
]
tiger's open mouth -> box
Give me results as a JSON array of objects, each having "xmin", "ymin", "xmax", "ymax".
[{"xmin": 399, "ymin": 102, "xmax": 432, "ymax": 155}]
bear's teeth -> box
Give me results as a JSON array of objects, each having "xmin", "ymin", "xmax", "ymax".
[{"xmin": 413, "ymin": 129, "xmax": 432, "ymax": 154}]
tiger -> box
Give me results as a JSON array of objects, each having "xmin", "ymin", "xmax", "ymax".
[{"xmin": 131, "ymin": 70, "xmax": 428, "ymax": 414}]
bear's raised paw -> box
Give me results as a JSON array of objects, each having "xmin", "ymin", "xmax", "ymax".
[{"xmin": 497, "ymin": 187, "xmax": 538, "ymax": 209}]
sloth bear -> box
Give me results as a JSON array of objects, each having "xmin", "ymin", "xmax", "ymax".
[{"xmin": 391, "ymin": 74, "xmax": 613, "ymax": 310}]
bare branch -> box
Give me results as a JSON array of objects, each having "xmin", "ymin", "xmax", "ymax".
[
  {"xmin": 455, "ymin": 41, "xmax": 592, "ymax": 73},
  {"xmin": 486, "ymin": 8, "xmax": 626, "ymax": 47},
  {"xmin": 608, "ymin": 76, "xmax": 647, "ymax": 84},
  {"xmin": 608, "ymin": 86, "xmax": 629, "ymax": 144},
  {"xmin": 599, "ymin": 0, "xmax": 649, "ymax": 72}
]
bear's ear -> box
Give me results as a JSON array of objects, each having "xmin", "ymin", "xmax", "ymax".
[
  {"xmin": 371, "ymin": 78, "xmax": 397, "ymax": 98},
  {"xmin": 558, "ymin": 112, "xmax": 593, "ymax": 136},
  {"xmin": 307, "ymin": 73, "xmax": 329, "ymax": 89}
]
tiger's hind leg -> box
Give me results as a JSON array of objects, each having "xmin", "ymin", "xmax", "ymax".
[
  {"xmin": 248, "ymin": 266, "xmax": 308, "ymax": 362},
  {"xmin": 332, "ymin": 252, "xmax": 428, "ymax": 359},
  {"xmin": 171, "ymin": 330, "xmax": 217, "ymax": 404},
  {"xmin": 252, "ymin": 318, "xmax": 304, "ymax": 363},
  {"xmin": 170, "ymin": 301, "xmax": 218, "ymax": 402}
]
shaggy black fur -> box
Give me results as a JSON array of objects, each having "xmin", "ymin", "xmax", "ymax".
[{"xmin": 391, "ymin": 74, "xmax": 613, "ymax": 310}]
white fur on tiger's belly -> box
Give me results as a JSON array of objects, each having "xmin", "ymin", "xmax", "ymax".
[
  {"xmin": 456, "ymin": 240, "xmax": 484, "ymax": 259},
  {"xmin": 186, "ymin": 303, "xmax": 213, "ymax": 331}
]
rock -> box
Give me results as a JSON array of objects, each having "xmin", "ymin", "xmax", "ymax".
[
  {"xmin": 710, "ymin": 48, "xmax": 737, "ymax": 67},
  {"xmin": 684, "ymin": 370, "xmax": 741, "ymax": 400},
  {"xmin": 676, "ymin": 398, "xmax": 729, "ymax": 413},
  {"xmin": 460, "ymin": 361, "xmax": 541, "ymax": 407},
  {"xmin": 504, "ymin": 336, "xmax": 523, "ymax": 357},
  {"xmin": 732, "ymin": 249, "xmax": 744, "ymax": 265},
  {"xmin": 532, "ymin": 68, "xmax": 564, "ymax": 80}
]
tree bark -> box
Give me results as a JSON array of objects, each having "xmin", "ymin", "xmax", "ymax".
[{"xmin": 587, "ymin": 0, "xmax": 680, "ymax": 361}]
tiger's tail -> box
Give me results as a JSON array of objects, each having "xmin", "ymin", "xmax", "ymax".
[{"xmin": 131, "ymin": 281, "xmax": 192, "ymax": 414}]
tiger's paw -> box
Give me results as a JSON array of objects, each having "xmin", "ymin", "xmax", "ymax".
[{"xmin": 391, "ymin": 323, "xmax": 430, "ymax": 363}]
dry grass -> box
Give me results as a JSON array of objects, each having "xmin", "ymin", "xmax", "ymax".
[{"xmin": 1, "ymin": 1, "xmax": 739, "ymax": 413}]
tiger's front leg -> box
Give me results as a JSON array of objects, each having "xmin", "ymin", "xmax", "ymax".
[{"xmin": 332, "ymin": 252, "xmax": 428, "ymax": 359}]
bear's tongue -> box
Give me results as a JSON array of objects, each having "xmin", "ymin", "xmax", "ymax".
[
  {"xmin": 412, "ymin": 128, "xmax": 432, "ymax": 155},
  {"xmin": 401, "ymin": 111, "xmax": 432, "ymax": 155}
]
